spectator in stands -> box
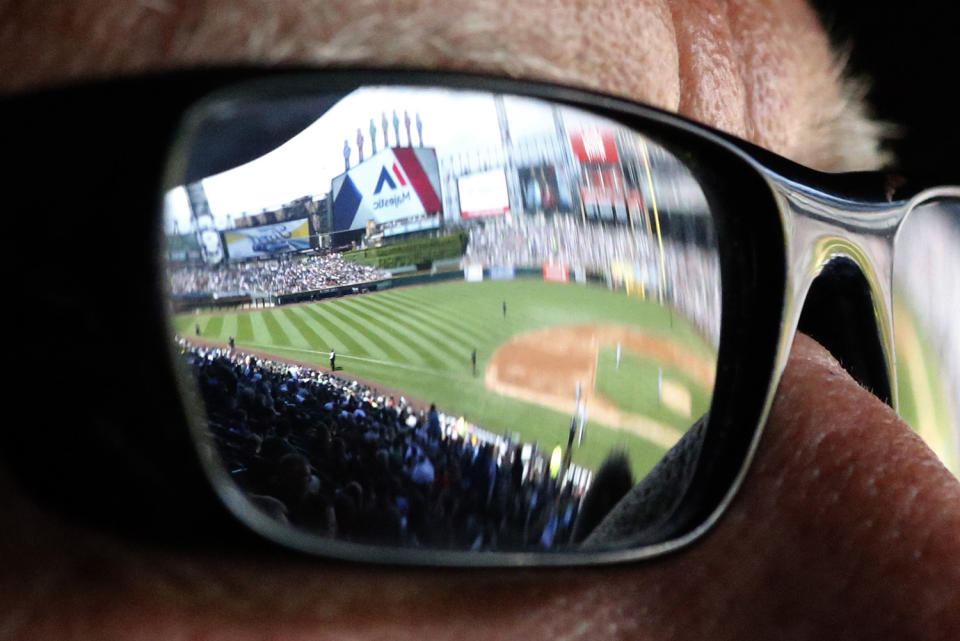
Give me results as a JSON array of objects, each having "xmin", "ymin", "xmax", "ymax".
[
  {"xmin": 167, "ymin": 250, "xmax": 389, "ymax": 298},
  {"xmin": 463, "ymin": 213, "xmax": 721, "ymax": 344},
  {"xmin": 427, "ymin": 404, "xmax": 442, "ymax": 441},
  {"xmin": 182, "ymin": 341, "xmax": 579, "ymax": 550}
]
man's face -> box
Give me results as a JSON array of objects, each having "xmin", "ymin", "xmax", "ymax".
[{"xmin": 2, "ymin": 2, "xmax": 958, "ymax": 640}]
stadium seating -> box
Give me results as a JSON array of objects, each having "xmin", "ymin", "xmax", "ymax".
[{"xmin": 181, "ymin": 342, "xmax": 584, "ymax": 551}]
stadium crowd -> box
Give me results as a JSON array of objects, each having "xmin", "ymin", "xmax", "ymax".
[
  {"xmin": 463, "ymin": 214, "xmax": 721, "ymax": 343},
  {"xmin": 463, "ymin": 213, "xmax": 643, "ymax": 273},
  {"xmin": 168, "ymin": 251, "xmax": 389, "ymax": 298},
  {"xmin": 180, "ymin": 341, "xmax": 587, "ymax": 550}
]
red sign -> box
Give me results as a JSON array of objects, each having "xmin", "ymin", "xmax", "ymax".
[
  {"xmin": 569, "ymin": 129, "xmax": 619, "ymax": 164},
  {"xmin": 543, "ymin": 262, "xmax": 570, "ymax": 282}
]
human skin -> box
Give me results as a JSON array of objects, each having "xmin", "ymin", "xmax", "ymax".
[{"xmin": 1, "ymin": 1, "xmax": 958, "ymax": 639}]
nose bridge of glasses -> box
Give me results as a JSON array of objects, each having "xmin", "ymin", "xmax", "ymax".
[{"xmin": 770, "ymin": 178, "xmax": 907, "ymax": 408}]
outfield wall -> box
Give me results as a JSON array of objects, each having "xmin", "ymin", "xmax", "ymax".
[{"xmin": 170, "ymin": 263, "xmax": 611, "ymax": 314}]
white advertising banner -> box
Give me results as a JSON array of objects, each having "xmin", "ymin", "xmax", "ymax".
[
  {"xmin": 458, "ymin": 169, "xmax": 510, "ymax": 218},
  {"xmin": 464, "ymin": 263, "xmax": 484, "ymax": 282}
]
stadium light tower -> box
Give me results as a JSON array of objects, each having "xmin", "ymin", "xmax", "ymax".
[
  {"xmin": 494, "ymin": 94, "xmax": 522, "ymax": 217},
  {"xmin": 185, "ymin": 181, "xmax": 223, "ymax": 264}
]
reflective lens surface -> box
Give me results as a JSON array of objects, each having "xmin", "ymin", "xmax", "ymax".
[
  {"xmin": 162, "ymin": 83, "xmax": 721, "ymax": 557},
  {"xmin": 894, "ymin": 198, "xmax": 960, "ymax": 476}
]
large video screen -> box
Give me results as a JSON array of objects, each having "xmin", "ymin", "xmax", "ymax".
[
  {"xmin": 518, "ymin": 164, "xmax": 572, "ymax": 214},
  {"xmin": 222, "ymin": 218, "xmax": 313, "ymax": 260}
]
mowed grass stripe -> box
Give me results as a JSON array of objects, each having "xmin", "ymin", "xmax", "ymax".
[
  {"xmin": 320, "ymin": 300, "xmax": 408, "ymax": 363},
  {"xmin": 396, "ymin": 296, "xmax": 502, "ymax": 346},
  {"xmin": 299, "ymin": 304, "xmax": 374, "ymax": 358},
  {"xmin": 334, "ymin": 298, "xmax": 428, "ymax": 365},
  {"xmin": 364, "ymin": 294, "xmax": 485, "ymax": 361},
  {"xmin": 236, "ymin": 314, "xmax": 254, "ymax": 343},
  {"xmin": 384, "ymin": 286, "xmax": 506, "ymax": 335},
  {"xmin": 268, "ymin": 308, "xmax": 311, "ymax": 348},
  {"xmin": 352, "ymin": 293, "xmax": 476, "ymax": 367},
  {"xmin": 389, "ymin": 287, "xmax": 510, "ymax": 343},
  {"xmin": 172, "ymin": 315, "xmax": 192, "ymax": 335},
  {"xmin": 384, "ymin": 283, "xmax": 545, "ymax": 344},
  {"xmin": 353, "ymin": 303, "xmax": 469, "ymax": 370},
  {"xmin": 283, "ymin": 307, "xmax": 346, "ymax": 355},
  {"xmin": 389, "ymin": 282, "xmax": 487, "ymax": 309},
  {"xmin": 347, "ymin": 296, "xmax": 448, "ymax": 370},
  {"xmin": 221, "ymin": 315, "xmax": 240, "ymax": 341},
  {"xmin": 373, "ymin": 290, "xmax": 489, "ymax": 346},
  {"xmin": 261, "ymin": 309, "xmax": 292, "ymax": 345},
  {"xmin": 280, "ymin": 307, "xmax": 326, "ymax": 350},
  {"xmin": 205, "ymin": 315, "xmax": 224, "ymax": 338},
  {"xmin": 249, "ymin": 313, "xmax": 275, "ymax": 345}
]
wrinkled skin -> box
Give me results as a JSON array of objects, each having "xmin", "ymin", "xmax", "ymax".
[{"xmin": 1, "ymin": 1, "xmax": 957, "ymax": 639}]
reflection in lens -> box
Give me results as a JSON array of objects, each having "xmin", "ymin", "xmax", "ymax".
[
  {"xmin": 163, "ymin": 85, "xmax": 720, "ymax": 553},
  {"xmin": 893, "ymin": 199, "xmax": 960, "ymax": 476}
]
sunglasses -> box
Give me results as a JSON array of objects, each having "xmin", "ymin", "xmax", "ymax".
[{"xmin": 5, "ymin": 69, "xmax": 958, "ymax": 566}]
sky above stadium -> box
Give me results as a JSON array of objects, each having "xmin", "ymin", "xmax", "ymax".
[{"xmin": 163, "ymin": 87, "xmax": 613, "ymax": 234}]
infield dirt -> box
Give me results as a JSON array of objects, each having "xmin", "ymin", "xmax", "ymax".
[{"xmin": 485, "ymin": 324, "xmax": 714, "ymax": 449}]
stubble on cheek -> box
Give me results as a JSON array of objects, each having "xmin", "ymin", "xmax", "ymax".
[{"xmin": 2, "ymin": 337, "xmax": 958, "ymax": 641}]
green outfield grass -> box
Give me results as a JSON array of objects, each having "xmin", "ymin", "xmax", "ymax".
[
  {"xmin": 594, "ymin": 348, "xmax": 711, "ymax": 431},
  {"xmin": 176, "ymin": 278, "xmax": 717, "ymax": 477}
]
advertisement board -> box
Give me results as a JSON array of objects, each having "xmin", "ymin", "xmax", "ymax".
[
  {"xmin": 223, "ymin": 218, "xmax": 312, "ymax": 260},
  {"xmin": 518, "ymin": 164, "xmax": 571, "ymax": 214},
  {"xmin": 331, "ymin": 147, "xmax": 442, "ymax": 232},
  {"xmin": 542, "ymin": 262, "xmax": 569, "ymax": 282},
  {"xmin": 464, "ymin": 263, "xmax": 484, "ymax": 282},
  {"xmin": 579, "ymin": 165, "xmax": 644, "ymax": 223},
  {"xmin": 569, "ymin": 129, "xmax": 619, "ymax": 164},
  {"xmin": 458, "ymin": 169, "xmax": 510, "ymax": 218},
  {"xmin": 489, "ymin": 264, "xmax": 516, "ymax": 280}
]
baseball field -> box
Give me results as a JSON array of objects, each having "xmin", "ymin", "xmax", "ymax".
[{"xmin": 174, "ymin": 278, "xmax": 717, "ymax": 477}]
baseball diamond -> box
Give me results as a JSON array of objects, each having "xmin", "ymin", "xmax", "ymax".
[{"xmin": 176, "ymin": 278, "xmax": 718, "ymax": 475}]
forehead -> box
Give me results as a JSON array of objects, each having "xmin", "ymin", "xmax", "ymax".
[{"xmin": 0, "ymin": 0, "xmax": 865, "ymax": 169}]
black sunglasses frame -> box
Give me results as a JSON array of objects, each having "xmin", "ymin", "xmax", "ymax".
[{"xmin": 3, "ymin": 68, "xmax": 941, "ymax": 566}]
